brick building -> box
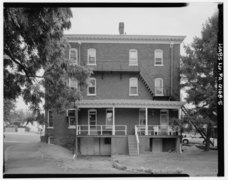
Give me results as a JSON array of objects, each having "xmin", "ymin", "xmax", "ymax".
[{"xmin": 45, "ymin": 23, "xmax": 185, "ymax": 156}]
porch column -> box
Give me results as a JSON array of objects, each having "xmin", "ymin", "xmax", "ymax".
[
  {"xmin": 145, "ymin": 107, "xmax": 148, "ymax": 135},
  {"xmin": 112, "ymin": 106, "xmax": 115, "ymax": 135},
  {"xmin": 178, "ymin": 108, "xmax": 182, "ymax": 154}
]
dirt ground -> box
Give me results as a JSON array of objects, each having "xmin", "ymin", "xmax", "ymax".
[
  {"xmin": 112, "ymin": 145, "xmax": 218, "ymax": 176},
  {"xmin": 4, "ymin": 138, "xmax": 218, "ymax": 176}
]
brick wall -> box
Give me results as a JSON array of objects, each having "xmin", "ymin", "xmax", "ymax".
[{"xmin": 66, "ymin": 42, "xmax": 181, "ymax": 99}]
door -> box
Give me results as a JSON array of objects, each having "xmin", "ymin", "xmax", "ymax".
[
  {"xmin": 88, "ymin": 110, "xmax": 97, "ymax": 135},
  {"xmin": 139, "ymin": 109, "xmax": 146, "ymax": 135},
  {"xmin": 160, "ymin": 110, "xmax": 169, "ymax": 135}
]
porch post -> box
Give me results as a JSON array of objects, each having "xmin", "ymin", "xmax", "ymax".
[
  {"xmin": 178, "ymin": 108, "xmax": 182, "ymax": 154},
  {"xmin": 112, "ymin": 106, "xmax": 115, "ymax": 135},
  {"xmin": 145, "ymin": 107, "xmax": 148, "ymax": 135}
]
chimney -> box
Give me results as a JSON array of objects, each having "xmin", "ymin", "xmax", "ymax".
[{"xmin": 119, "ymin": 22, "xmax": 124, "ymax": 35}]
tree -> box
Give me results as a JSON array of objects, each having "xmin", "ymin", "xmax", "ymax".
[
  {"xmin": 4, "ymin": 99, "xmax": 15, "ymax": 122},
  {"xmin": 4, "ymin": 8, "xmax": 91, "ymax": 115},
  {"xmin": 181, "ymin": 13, "xmax": 218, "ymax": 151}
]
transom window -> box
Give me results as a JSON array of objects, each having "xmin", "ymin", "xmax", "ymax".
[
  {"xmin": 69, "ymin": 48, "xmax": 78, "ymax": 65},
  {"xmin": 87, "ymin": 78, "xmax": 96, "ymax": 96},
  {"xmin": 154, "ymin": 49, "xmax": 163, "ymax": 66},
  {"xmin": 154, "ymin": 78, "xmax": 163, "ymax": 96},
  {"xmin": 48, "ymin": 110, "xmax": 54, "ymax": 128},
  {"xmin": 87, "ymin": 48, "xmax": 96, "ymax": 65},
  {"xmin": 129, "ymin": 77, "xmax": 138, "ymax": 96},
  {"xmin": 67, "ymin": 109, "xmax": 76, "ymax": 127},
  {"xmin": 129, "ymin": 49, "xmax": 138, "ymax": 66},
  {"xmin": 69, "ymin": 78, "xmax": 78, "ymax": 89}
]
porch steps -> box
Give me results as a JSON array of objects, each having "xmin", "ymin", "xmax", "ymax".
[{"xmin": 128, "ymin": 135, "xmax": 138, "ymax": 156}]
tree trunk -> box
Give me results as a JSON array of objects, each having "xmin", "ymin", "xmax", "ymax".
[{"xmin": 205, "ymin": 123, "xmax": 212, "ymax": 151}]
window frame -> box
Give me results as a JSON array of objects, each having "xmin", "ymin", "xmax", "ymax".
[
  {"xmin": 47, "ymin": 110, "xmax": 54, "ymax": 129},
  {"xmin": 67, "ymin": 109, "xmax": 76, "ymax": 129},
  {"xmin": 69, "ymin": 48, "xmax": 78, "ymax": 65},
  {"xmin": 129, "ymin": 77, "xmax": 138, "ymax": 96},
  {"xmin": 154, "ymin": 78, "xmax": 164, "ymax": 96},
  {"xmin": 154, "ymin": 49, "xmax": 163, "ymax": 66},
  {"xmin": 129, "ymin": 49, "xmax": 138, "ymax": 66},
  {"xmin": 87, "ymin": 48, "xmax": 96, "ymax": 65},
  {"xmin": 87, "ymin": 77, "xmax": 96, "ymax": 96},
  {"xmin": 69, "ymin": 78, "xmax": 78, "ymax": 89}
]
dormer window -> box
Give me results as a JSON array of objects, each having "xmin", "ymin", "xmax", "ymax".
[
  {"xmin": 69, "ymin": 48, "xmax": 78, "ymax": 65},
  {"xmin": 129, "ymin": 49, "xmax": 138, "ymax": 66},
  {"xmin": 154, "ymin": 49, "xmax": 163, "ymax": 66},
  {"xmin": 87, "ymin": 49, "xmax": 96, "ymax": 65},
  {"xmin": 154, "ymin": 78, "xmax": 163, "ymax": 96}
]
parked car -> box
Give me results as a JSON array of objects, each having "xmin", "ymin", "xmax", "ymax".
[{"xmin": 182, "ymin": 134, "xmax": 205, "ymax": 144}]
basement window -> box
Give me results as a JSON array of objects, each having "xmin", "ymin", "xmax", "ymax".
[{"xmin": 104, "ymin": 138, "xmax": 111, "ymax": 145}]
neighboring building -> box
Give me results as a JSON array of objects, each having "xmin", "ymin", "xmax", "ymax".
[{"xmin": 45, "ymin": 23, "xmax": 185, "ymax": 155}]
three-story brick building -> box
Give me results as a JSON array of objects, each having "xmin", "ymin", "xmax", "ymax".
[{"xmin": 45, "ymin": 23, "xmax": 185, "ymax": 156}]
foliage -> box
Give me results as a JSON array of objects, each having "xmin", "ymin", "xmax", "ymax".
[
  {"xmin": 181, "ymin": 13, "xmax": 218, "ymax": 124},
  {"xmin": 4, "ymin": 99, "xmax": 15, "ymax": 122}
]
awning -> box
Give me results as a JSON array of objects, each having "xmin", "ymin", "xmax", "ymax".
[{"xmin": 77, "ymin": 99, "xmax": 184, "ymax": 109}]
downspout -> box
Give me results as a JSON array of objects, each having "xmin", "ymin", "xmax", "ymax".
[{"xmin": 170, "ymin": 42, "xmax": 174, "ymax": 97}]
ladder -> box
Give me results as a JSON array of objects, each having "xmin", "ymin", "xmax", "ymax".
[{"xmin": 181, "ymin": 106, "xmax": 214, "ymax": 146}]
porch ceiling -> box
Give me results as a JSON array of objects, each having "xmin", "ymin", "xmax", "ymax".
[{"xmin": 76, "ymin": 99, "xmax": 184, "ymax": 109}]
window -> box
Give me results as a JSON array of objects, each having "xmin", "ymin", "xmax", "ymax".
[
  {"xmin": 48, "ymin": 136, "xmax": 54, "ymax": 144},
  {"xmin": 104, "ymin": 138, "xmax": 111, "ymax": 144},
  {"xmin": 129, "ymin": 49, "xmax": 138, "ymax": 66},
  {"xmin": 87, "ymin": 78, "xmax": 96, "ymax": 96},
  {"xmin": 68, "ymin": 109, "xmax": 76, "ymax": 128},
  {"xmin": 69, "ymin": 48, "xmax": 78, "ymax": 65},
  {"xmin": 154, "ymin": 78, "xmax": 163, "ymax": 96},
  {"xmin": 154, "ymin": 49, "xmax": 163, "ymax": 66},
  {"xmin": 69, "ymin": 78, "xmax": 78, "ymax": 89},
  {"xmin": 129, "ymin": 78, "xmax": 138, "ymax": 96},
  {"xmin": 88, "ymin": 110, "xmax": 97, "ymax": 129},
  {"xmin": 47, "ymin": 110, "xmax": 54, "ymax": 128},
  {"xmin": 87, "ymin": 48, "xmax": 96, "ymax": 65},
  {"xmin": 160, "ymin": 110, "xmax": 169, "ymax": 126},
  {"xmin": 106, "ymin": 109, "xmax": 113, "ymax": 129}
]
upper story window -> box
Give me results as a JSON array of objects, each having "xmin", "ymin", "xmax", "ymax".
[
  {"xmin": 67, "ymin": 109, "xmax": 76, "ymax": 128},
  {"xmin": 154, "ymin": 49, "xmax": 163, "ymax": 66},
  {"xmin": 48, "ymin": 110, "xmax": 54, "ymax": 128},
  {"xmin": 69, "ymin": 78, "xmax": 78, "ymax": 89},
  {"xmin": 87, "ymin": 48, "xmax": 96, "ymax": 65},
  {"xmin": 129, "ymin": 77, "xmax": 138, "ymax": 96},
  {"xmin": 69, "ymin": 48, "xmax": 78, "ymax": 65},
  {"xmin": 154, "ymin": 78, "xmax": 163, "ymax": 96},
  {"xmin": 87, "ymin": 78, "xmax": 96, "ymax": 96},
  {"xmin": 129, "ymin": 49, "xmax": 138, "ymax": 66}
]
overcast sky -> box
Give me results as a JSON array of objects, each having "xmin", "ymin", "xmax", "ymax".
[{"xmin": 15, "ymin": 3, "xmax": 219, "ymax": 111}]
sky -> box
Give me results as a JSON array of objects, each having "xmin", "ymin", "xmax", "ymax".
[{"xmin": 15, "ymin": 2, "xmax": 219, "ymax": 111}]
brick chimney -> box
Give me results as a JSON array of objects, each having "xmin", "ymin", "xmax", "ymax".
[{"xmin": 119, "ymin": 22, "xmax": 124, "ymax": 35}]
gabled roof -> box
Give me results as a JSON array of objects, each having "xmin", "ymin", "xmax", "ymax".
[
  {"xmin": 65, "ymin": 34, "xmax": 186, "ymax": 44},
  {"xmin": 77, "ymin": 99, "xmax": 184, "ymax": 109}
]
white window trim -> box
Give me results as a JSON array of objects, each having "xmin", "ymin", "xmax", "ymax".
[
  {"xmin": 67, "ymin": 109, "xmax": 76, "ymax": 129},
  {"xmin": 69, "ymin": 48, "xmax": 78, "ymax": 65},
  {"xmin": 47, "ymin": 110, "xmax": 54, "ymax": 129},
  {"xmin": 129, "ymin": 77, "xmax": 138, "ymax": 96},
  {"xmin": 154, "ymin": 78, "xmax": 164, "ymax": 96},
  {"xmin": 87, "ymin": 48, "xmax": 96, "ymax": 65},
  {"xmin": 88, "ymin": 109, "xmax": 97, "ymax": 128},
  {"xmin": 129, "ymin": 49, "xmax": 138, "ymax": 66},
  {"xmin": 154, "ymin": 49, "xmax": 164, "ymax": 66},
  {"xmin": 87, "ymin": 78, "xmax": 96, "ymax": 96},
  {"xmin": 160, "ymin": 109, "xmax": 169, "ymax": 125},
  {"xmin": 69, "ymin": 78, "xmax": 78, "ymax": 89}
]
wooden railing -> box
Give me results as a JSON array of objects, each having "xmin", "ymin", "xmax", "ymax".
[
  {"xmin": 135, "ymin": 126, "xmax": 139, "ymax": 155},
  {"xmin": 135, "ymin": 125, "xmax": 180, "ymax": 136},
  {"xmin": 76, "ymin": 125, "xmax": 127, "ymax": 136}
]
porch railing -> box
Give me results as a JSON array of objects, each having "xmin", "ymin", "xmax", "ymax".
[
  {"xmin": 76, "ymin": 125, "xmax": 127, "ymax": 136},
  {"xmin": 135, "ymin": 125, "xmax": 180, "ymax": 136}
]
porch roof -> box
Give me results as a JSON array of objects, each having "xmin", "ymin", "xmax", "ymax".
[{"xmin": 77, "ymin": 99, "xmax": 184, "ymax": 109}]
